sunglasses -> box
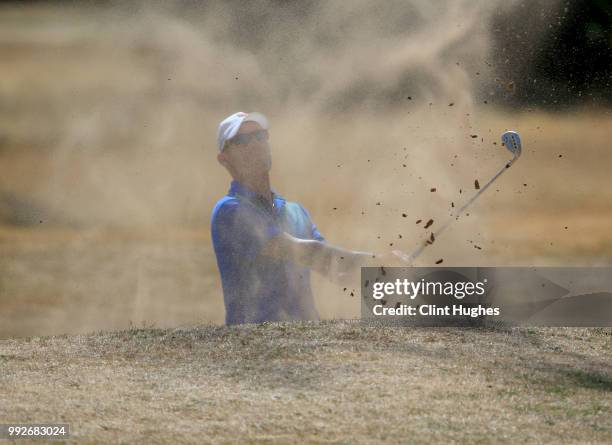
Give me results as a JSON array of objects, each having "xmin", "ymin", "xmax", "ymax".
[{"xmin": 227, "ymin": 129, "xmax": 269, "ymax": 148}]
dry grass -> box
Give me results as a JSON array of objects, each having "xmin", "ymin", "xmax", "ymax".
[
  {"xmin": 1, "ymin": 2, "xmax": 611, "ymax": 268},
  {"xmin": 1, "ymin": 321, "xmax": 610, "ymax": 444}
]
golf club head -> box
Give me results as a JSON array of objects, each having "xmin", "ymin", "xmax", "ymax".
[{"xmin": 501, "ymin": 130, "xmax": 522, "ymax": 158}]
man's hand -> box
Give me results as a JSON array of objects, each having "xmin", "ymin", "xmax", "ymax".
[{"xmin": 372, "ymin": 250, "xmax": 413, "ymax": 267}]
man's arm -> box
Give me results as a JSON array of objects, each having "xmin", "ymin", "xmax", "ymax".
[{"xmin": 261, "ymin": 232, "xmax": 394, "ymax": 281}]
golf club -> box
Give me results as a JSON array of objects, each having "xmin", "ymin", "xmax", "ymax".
[{"xmin": 395, "ymin": 130, "xmax": 522, "ymax": 264}]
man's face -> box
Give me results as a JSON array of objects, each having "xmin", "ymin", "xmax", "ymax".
[{"xmin": 219, "ymin": 121, "xmax": 272, "ymax": 176}]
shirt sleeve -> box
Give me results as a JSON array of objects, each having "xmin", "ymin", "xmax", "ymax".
[
  {"xmin": 311, "ymin": 221, "xmax": 325, "ymax": 242},
  {"xmin": 298, "ymin": 204, "xmax": 325, "ymax": 242}
]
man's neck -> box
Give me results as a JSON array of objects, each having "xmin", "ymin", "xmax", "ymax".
[{"xmin": 237, "ymin": 174, "xmax": 272, "ymax": 203}]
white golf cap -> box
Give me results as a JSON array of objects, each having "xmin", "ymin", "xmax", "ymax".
[{"xmin": 216, "ymin": 111, "xmax": 269, "ymax": 152}]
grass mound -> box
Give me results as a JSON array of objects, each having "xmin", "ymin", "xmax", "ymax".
[{"xmin": 1, "ymin": 321, "xmax": 610, "ymax": 443}]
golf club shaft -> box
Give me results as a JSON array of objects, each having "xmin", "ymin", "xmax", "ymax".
[{"xmin": 403, "ymin": 154, "xmax": 519, "ymax": 263}]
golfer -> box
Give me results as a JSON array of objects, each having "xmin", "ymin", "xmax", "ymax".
[{"xmin": 211, "ymin": 111, "xmax": 399, "ymax": 325}]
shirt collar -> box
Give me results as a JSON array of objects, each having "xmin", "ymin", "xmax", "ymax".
[{"xmin": 228, "ymin": 180, "xmax": 285, "ymax": 209}]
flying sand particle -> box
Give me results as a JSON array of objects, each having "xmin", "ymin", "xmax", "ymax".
[{"xmin": 426, "ymin": 233, "xmax": 435, "ymax": 245}]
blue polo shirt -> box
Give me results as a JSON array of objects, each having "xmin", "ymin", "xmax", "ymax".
[{"xmin": 211, "ymin": 180, "xmax": 325, "ymax": 325}]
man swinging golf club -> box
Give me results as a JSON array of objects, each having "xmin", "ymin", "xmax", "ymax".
[{"xmin": 211, "ymin": 111, "xmax": 401, "ymax": 325}]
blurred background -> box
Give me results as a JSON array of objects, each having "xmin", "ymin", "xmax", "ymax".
[{"xmin": 1, "ymin": 0, "xmax": 610, "ymax": 337}]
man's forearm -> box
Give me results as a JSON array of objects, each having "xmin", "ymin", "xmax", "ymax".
[
  {"xmin": 262, "ymin": 233, "xmax": 377, "ymax": 277},
  {"xmin": 293, "ymin": 239, "xmax": 376, "ymax": 276}
]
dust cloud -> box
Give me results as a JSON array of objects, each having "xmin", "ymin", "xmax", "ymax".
[
  {"xmin": 3, "ymin": 0, "xmax": 585, "ymax": 337},
  {"xmin": 3, "ymin": 0, "xmax": 531, "ymax": 227}
]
